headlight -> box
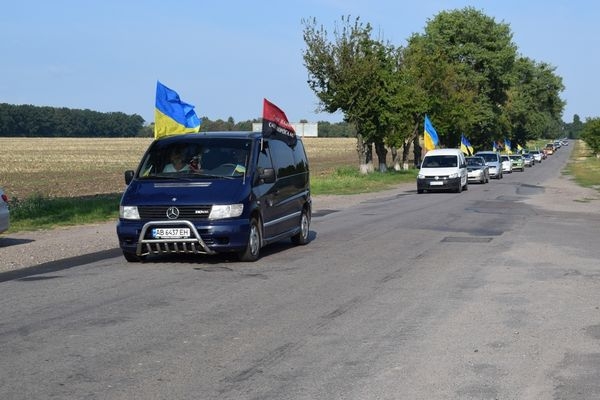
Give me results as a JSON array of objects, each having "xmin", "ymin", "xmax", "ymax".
[
  {"xmin": 417, "ymin": 173, "xmax": 425, "ymax": 179},
  {"xmin": 209, "ymin": 204, "xmax": 244, "ymax": 220},
  {"xmin": 449, "ymin": 172, "xmax": 459, "ymax": 179},
  {"xmin": 120, "ymin": 205, "xmax": 140, "ymax": 220}
]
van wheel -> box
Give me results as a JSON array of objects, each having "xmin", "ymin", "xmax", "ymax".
[
  {"xmin": 123, "ymin": 251, "xmax": 143, "ymax": 263},
  {"xmin": 463, "ymin": 181, "xmax": 468, "ymax": 191},
  {"xmin": 456, "ymin": 182, "xmax": 462, "ymax": 193},
  {"xmin": 291, "ymin": 209, "xmax": 310, "ymax": 245},
  {"xmin": 239, "ymin": 217, "xmax": 261, "ymax": 262}
]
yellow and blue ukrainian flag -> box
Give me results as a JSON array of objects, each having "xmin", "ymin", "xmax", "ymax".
[
  {"xmin": 423, "ymin": 115, "xmax": 439, "ymax": 152},
  {"xmin": 460, "ymin": 134, "xmax": 474, "ymax": 156},
  {"xmin": 154, "ymin": 81, "xmax": 201, "ymax": 138},
  {"xmin": 504, "ymin": 138, "xmax": 512, "ymax": 154}
]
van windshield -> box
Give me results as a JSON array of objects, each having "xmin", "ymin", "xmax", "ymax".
[
  {"xmin": 422, "ymin": 155, "xmax": 457, "ymax": 168},
  {"xmin": 138, "ymin": 138, "xmax": 252, "ymax": 178}
]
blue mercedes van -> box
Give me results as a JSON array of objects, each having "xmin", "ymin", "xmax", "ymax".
[{"xmin": 116, "ymin": 131, "xmax": 311, "ymax": 262}]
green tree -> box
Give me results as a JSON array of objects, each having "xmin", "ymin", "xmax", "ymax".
[
  {"xmin": 303, "ymin": 16, "xmax": 401, "ymax": 172},
  {"xmin": 565, "ymin": 114, "xmax": 584, "ymax": 139},
  {"xmin": 406, "ymin": 7, "xmax": 518, "ymax": 150},
  {"xmin": 504, "ymin": 58, "xmax": 565, "ymax": 147},
  {"xmin": 581, "ymin": 118, "xmax": 600, "ymax": 156}
]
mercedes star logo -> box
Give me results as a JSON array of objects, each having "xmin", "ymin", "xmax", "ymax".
[{"xmin": 166, "ymin": 206, "xmax": 179, "ymax": 219}]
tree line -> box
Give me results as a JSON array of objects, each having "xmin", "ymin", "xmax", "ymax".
[
  {"xmin": 0, "ymin": 103, "xmax": 357, "ymax": 138},
  {"xmin": 0, "ymin": 103, "xmax": 145, "ymax": 137}
]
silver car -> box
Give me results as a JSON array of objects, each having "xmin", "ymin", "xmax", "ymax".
[
  {"xmin": 466, "ymin": 156, "xmax": 490, "ymax": 184},
  {"xmin": 474, "ymin": 151, "xmax": 503, "ymax": 179},
  {"xmin": 0, "ymin": 187, "xmax": 9, "ymax": 234}
]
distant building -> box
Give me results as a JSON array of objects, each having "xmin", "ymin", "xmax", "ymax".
[{"xmin": 252, "ymin": 122, "xmax": 318, "ymax": 137}]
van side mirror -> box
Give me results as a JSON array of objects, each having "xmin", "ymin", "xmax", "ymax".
[
  {"xmin": 259, "ymin": 167, "xmax": 276, "ymax": 184},
  {"xmin": 124, "ymin": 170, "xmax": 135, "ymax": 185}
]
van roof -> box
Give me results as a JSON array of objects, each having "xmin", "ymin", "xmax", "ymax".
[{"xmin": 156, "ymin": 132, "xmax": 262, "ymax": 143}]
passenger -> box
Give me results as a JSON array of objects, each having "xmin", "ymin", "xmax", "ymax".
[{"xmin": 163, "ymin": 147, "xmax": 190, "ymax": 172}]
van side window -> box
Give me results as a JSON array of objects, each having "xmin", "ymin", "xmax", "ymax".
[
  {"xmin": 292, "ymin": 140, "xmax": 309, "ymax": 173},
  {"xmin": 257, "ymin": 144, "xmax": 273, "ymax": 171},
  {"xmin": 269, "ymin": 139, "xmax": 295, "ymax": 178}
]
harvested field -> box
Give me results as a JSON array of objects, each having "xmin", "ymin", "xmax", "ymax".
[{"xmin": 0, "ymin": 137, "xmax": 357, "ymax": 199}]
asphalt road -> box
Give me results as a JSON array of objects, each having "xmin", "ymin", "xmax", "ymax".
[{"xmin": 1, "ymin": 146, "xmax": 600, "ymax": 400}]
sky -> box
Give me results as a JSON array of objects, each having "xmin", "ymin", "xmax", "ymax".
[{"xmin": 0, "ymin": 0, "xmax": 596, "ymax": 126}]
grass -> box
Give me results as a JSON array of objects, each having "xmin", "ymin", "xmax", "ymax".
[
  {"xmin": 563, "ymin": 140, "xmax": 600, "ymax": 189},
  {"xmin": 9, "ymin": 193, "xmax": 122, "ymax": 231},
  {"xmin": 311, "ymin": 166, "xmax": 417, "ymax": 195}
]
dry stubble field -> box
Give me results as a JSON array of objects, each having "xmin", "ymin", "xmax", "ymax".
[{"xmin": 0, "ymin": 137, "xmax": 357, "ymax": 199}]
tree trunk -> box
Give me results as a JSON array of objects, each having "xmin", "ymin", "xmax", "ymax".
[
  {"xmin": 391, "ymin": 147, "xmax": 401, "ymax": 171},
  {"xmin": 412, "ymin": 124, "xmax": 422, "ymax": 168},
  {"xmin": 400, "ymin": 120, "xmax": 421, "ymax": 170},
  {"xmin": 375, "ymin": 141, "xmax": 388, "ymax": 172},
  {"xmin": 356, "ymin": 133, "xmax": 372, "ymax": 174}
]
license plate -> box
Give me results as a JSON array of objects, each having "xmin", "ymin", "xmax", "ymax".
[
  {"xmin": 429, "ymin": 181, "xmax": 443, "ymax": 186},
  {"xmin": 152, "ymin": 228, "xmax": 190, "ymax": 238}
]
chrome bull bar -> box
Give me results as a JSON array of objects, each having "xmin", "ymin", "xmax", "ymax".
[{"xmin": 136, "ymin": 220, "xmax": 216, "ymax": 257}]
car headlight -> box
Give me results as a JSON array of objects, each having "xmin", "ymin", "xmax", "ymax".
[
  {"xmin": 120, "ymin": 205, "xmax": 140, "ymax": 220},
  {"xmin": 418, "ymin": 173, "xmax": 425, "ymax": 179},
  {"xmin": 209, "ymin": 204, "xmax": 244, "ymax": 220},
  {"xmin": 449, "ymin": 172, "xmax": 459, "ymax": 179}
]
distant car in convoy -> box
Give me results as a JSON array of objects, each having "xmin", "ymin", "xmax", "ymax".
[
  {"xmin": 530, "ymin": 149, "xmax": 543, "ymax": 163},
  {"xmin": 509, "ymin": 154, "xmax": 525, "ymax": 171},
  {"xmin": 522, "ymin": 152, "xmax": 534, "ymax": 167},
  {"xmin": 474, "ymin": 151, "xmax": 503, "ymax": 179},
  {"xmin": 0, "ymin": 187, "xmax": 9, "ymax": 234},
  {"xmin": 500, "ymin": 155, "xmax": 513, "ymax": 174},
  {"xmin": 544, "ymin": 143, "xmax": 555, "ymax": 155},
  {"xmin": 466, "ymin": 156, "xmax": 490, "ymax": 184}
]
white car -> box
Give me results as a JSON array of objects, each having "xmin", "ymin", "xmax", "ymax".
[
  {"xmin": 0, "ymin": 187, "xmax": 9, "ymax": 234},
  {"xmin": 530, "ymin": 149, "xmax": 543, "ymax": 163},
  {"xmin": 500, "ymin": 155, "xmax": 513, "ymax": 173}
]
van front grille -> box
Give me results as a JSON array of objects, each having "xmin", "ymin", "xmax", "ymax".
[{"xmin": 138, "ymin": 206, "xmax": 212, "ymax": 220}]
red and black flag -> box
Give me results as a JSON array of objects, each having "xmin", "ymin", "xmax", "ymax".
[{"xmin": 262, "ymin": 98, "xmax": 296, "ymax": 146}]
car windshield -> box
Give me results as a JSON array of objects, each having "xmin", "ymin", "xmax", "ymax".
[
  {"xmin": 137, "ymin": 138, "xmax": 252, "ymax": 178},
  {"xmin": 476, "ymin": 153, "xmax": 498, "ymax": 163},
  {"xmin": 466, "ymin": 157, "xmax": 484, "ymax": 167},
  {"xmin": 501, "ymin": 156, "xmax": 509, "ymax": 161}
]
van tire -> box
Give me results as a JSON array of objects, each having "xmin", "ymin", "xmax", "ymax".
[
  {"xmin": 291, "ymin": 209, "xmax": 310, "ymax": 245},
  {"xmin": 239, "ymin": 217, "xmax": 261, "ymax": 262}
]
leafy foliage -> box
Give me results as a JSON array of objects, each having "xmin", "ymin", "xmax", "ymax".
[
  {"xmin": 0, "ymin": 103, "xmax": 144, "ymax": 137},
  {"xmin": 581, "ymin": 118, "xmax": 600, "ymax": 155}
]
